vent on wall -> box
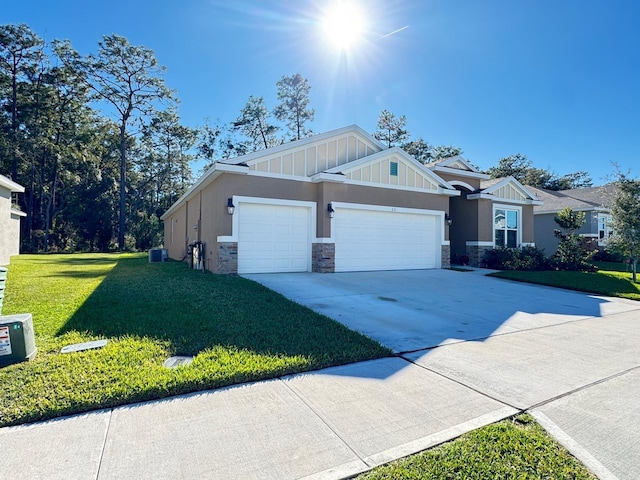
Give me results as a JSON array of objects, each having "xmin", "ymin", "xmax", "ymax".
[{"xmin": 390, "ymin": 161, "xmax": 398, "ymax": 176}]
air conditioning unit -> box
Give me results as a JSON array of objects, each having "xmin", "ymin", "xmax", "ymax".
[
  {"xmin": 149, "ymin": 248, "xmax": 168, "ymax": 263},
  {"xmin": 0, "ymin": 313, "xmax": 37, "ymax": 367}
]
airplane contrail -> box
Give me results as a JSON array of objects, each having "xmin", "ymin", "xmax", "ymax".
[{"xmin": 380, "ymin": 25, "xmax": 409, "ymax": 39}]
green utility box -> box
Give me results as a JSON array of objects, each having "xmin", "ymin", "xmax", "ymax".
[
  {"xmin": 0, "ymin": 314, "xmax": 37, "ymax": 367},
  {"xmin": 0, "ymin": 266, "xmax": 7, "ymax": 315}
]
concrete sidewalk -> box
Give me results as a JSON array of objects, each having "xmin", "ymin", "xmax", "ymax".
[{"xmin": 1, "ymin": 357, "xmax": 517, "ymax": 480}]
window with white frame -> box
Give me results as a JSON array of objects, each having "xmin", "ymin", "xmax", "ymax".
[
  {"xmin": 598, "ymin": 213, "xmax": 613, "ymax": 245},
  {"xmin": 494, "ymin": 206, "xmax": 520, "ymax": 248}
]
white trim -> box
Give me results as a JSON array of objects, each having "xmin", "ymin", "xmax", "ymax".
[
  {"xmin": 448, "ymin": 180, "xmax": 476, "ymax": 192},
  {"xmin": 466, "ymin": 241, "xmax": 494, "ymax": 247},
  {"xmin": 493, "ymin": 204, "xmax": 523, "ymax": 248},
  {"xmin": 467, "ymin": 192, "xmax": 543, "ymax": 205},
  {"xmin": 246, "ymin": 170, "xmax": 313, "ymax": 182},
  {"xmin": 217, "ymin": 196, "xmax": 317, "ymax": 246},
  {"xmin": 522, "ymin": 242, "xmax": 535, "ymax": 247},
  {"xmin": 431, "ymin": 165, "xmax": 489, "ymax": 179},
  {"xmin": 579, "ymin": 234, "xmax": 599, "ymax": 238},
  {"xmin": 342, "ymin": 178, "xmax": 460, "ymax": 196},
  {"xmin": 330, "ymin": 201, "xmax": 447, "ymax": 248},
  {"xmin": 220, "ymin": 124, "xmax": 385, "ymax": 166},
  {"xmin": 0, "ymin": 174, "xmax": 24, "ymax": 192},
  {"xmin": 331, "ymin": 201, "xmax": 444, "ymax": 270},
  {"xmin": 10, "ymin": 209, "xmax": 27, "ymax": 218},
  {"xmin": 311, "ymin": 237, "xmax": 335, "ymax": 244},
  {"xmin": 310, "ymin": 172, "xmax": 346, "ymax": 183}
]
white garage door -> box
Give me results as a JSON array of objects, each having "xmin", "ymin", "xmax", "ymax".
[
  {"xmin": 237, "ymin": 203, "xmax": 311, "ymax": 274},
  {"xmin": 334, "ymin": 207, "xmax": 438, "ymax": 272}
]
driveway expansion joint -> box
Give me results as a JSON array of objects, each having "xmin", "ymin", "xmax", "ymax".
[
  {"xmin": 399, "ymin": 354, "xmax": 523, "ymax": 413},
  {"xmin": 525, "ymin": 364, "xmax": 640, "ymax": 411}
]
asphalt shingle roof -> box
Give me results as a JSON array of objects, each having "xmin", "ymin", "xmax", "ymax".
[{"xmin": 528, "ymin": 184, "xmax": 614, "ymax": 213}]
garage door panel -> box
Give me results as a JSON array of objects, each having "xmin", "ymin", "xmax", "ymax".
[
  {"xmin": 334, "ymin": 207, "xmax": 438, "ymax": 272},
  {"xmin": 238, "ymin": 203, "xmax": 311, "ymax": 274}
]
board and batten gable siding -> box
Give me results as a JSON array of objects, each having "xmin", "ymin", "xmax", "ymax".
[
  {"xmin": 492, "ymin": 183, "xmax": 528, "ymax": 202},
  {"xmin": 247, "ymin": 134, "xmax": 380, "ymax": 177},
  {"xmin": 340, "ymin": 154, "xmax": 440, "ymax": 192}
]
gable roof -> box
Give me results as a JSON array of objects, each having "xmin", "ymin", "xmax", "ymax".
[
  {"xmin": 427, "ymin": 155, "xmax": 490, "ymax": 180},
  {"xmin": 467, "ymin": 177, "xmax": 542, "ymax": 205},
  {"xmin": 220, "ymin": 124, "xmax": 384, "ymax": 167},
  {"xmin": 161, "ymin": 125, "xmax": 459, "ymax": 220},
  {"xmin": 324, "ymin": 147, "xmax": 458, "ymax": 195},
  {"xmin": 528, "ymin": 184, "xmax": 614, "ymax": 214}
]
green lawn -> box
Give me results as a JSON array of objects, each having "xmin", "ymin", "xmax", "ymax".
[
  {"xmin": 359, "ymin": 415, "xmax": 595, "ymax": 479},
  {"xmin": 489, "ymin": 268, "xmax": 640, "ymax": 301},
  {"xmin": 0, "ymin": 253, "xmax": 390, "ymax": 427}
]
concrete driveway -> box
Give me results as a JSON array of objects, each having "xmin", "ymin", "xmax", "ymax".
[
  {"xmin": 244, "ymin": 269, "xmax": 638, "ymax": 353},
  {"xmin": 246, "ymin": 269, "xmax": 640, "ymax": 479}
]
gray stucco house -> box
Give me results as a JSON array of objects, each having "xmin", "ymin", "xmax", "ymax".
[
  {"xmin": 528, "ymin": 184, "xmax": 614, "ymax": 255},
  {"xmin": 0, "ymin": 174, "xmax": 26, "ymax": 265},
  {"xmin": 161, "ymin": 125, "xmax": 541, "ymax": 273}
]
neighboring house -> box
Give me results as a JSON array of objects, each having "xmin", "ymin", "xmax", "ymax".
[
  {"xmin": 0, "ymin": 174, "xmax": 26, "ymax": 265},
  {"xmin": 161, "ymin": 125, "xmax": 541, "ymax": 273},
  {"xmin": 528, "ymin": 184, "xmax": 615, "ymax": 255}
]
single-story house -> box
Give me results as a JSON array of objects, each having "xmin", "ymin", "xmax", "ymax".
[
  {"xmin": 161, "ymin": 125, "xmax": 541, "ymax": 273},
  {"xmin": 528, "ymin": 184, "xmax": 614, "ymax": 254},
  {"xmin": 0, "ymin": 174, "xmax": 26, "ymax": 266}
]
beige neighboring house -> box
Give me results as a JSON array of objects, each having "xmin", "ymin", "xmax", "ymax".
[
  {"xmin": 161, "ymin": 125, "xmax": 542, "ymax": 273},
  {"xmin": 0, "ymin": 174, "xmax": 26, "ymax": 265}
]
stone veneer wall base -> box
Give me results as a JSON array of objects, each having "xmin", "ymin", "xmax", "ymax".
[
  {"xmin": 441, "ymin": 244, "xmax": 451, "ymax": 269},
  {"xmin": 467, "ymin": 245, "xmax": 492, "ymax": 268},
  {"xmin": 217, "ymin": 242, "xmax": 238, "ymax": 274},
  {"xmin": 312, "ymin": 243, "xmax": 335, "ymax": 273}
]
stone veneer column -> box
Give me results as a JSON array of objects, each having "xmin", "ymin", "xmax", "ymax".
[
  {"xmin": 312, "ymin": 243, "xmax": 335, "ymax": 273},
  {"xmin": 440, "ymin": 245, "xmax": 451, "ymax": 269},
  {"xmin": 466, "ymin": 245, "xmax": 492, "ymax": 267},
  {"xmin": 217, "ymin": 242, "xmax": 238, "ymax": 274}
]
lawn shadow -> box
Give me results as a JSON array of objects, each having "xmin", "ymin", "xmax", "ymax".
[{"xmin": 58, "ymin": 255, "xmax": 388, "ymax": 364}]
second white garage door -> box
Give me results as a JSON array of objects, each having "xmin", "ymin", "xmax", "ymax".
[
  {"xmin": 334, "ymin": 207, "xmax": 439, "ymax": 272},
  {"xmin": 237, "ymin": 203, "xmax": 311, "ymax": 274}
]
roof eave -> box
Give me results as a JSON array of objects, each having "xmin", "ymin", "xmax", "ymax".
[{"xmin": 160, "ymin": 163, "xmax": 249, "ymax": 220}]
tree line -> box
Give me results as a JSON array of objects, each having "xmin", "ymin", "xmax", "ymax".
[
  {"xmin": 0, "ymin": 23, "xmax": 605, "ymax": 255},
  {"xmin": 0, "ymin": 24, "xmax": 313, "ymax": 253},
  {"xmin": 372, "ymin": 109, "xmax": 593, "ymax": 190}
]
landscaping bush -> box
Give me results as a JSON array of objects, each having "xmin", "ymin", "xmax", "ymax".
[{"xmin": 483, "ymin": 246, "xmax": 547, "ymax": 271}]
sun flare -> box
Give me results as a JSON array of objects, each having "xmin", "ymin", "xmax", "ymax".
[{"xmin": 321, "ymin": 1, "xmax": 367, "ymax": 51}]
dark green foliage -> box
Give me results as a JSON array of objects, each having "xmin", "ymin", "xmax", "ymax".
[
  {"xmin": 374, "ymin": 109, "xmax": 409, "ymax": 148},
  {"xmin": 552, "ymin": 208, "xmax": 595, "ymax": 271},
  {"xmin": 273, "ymin": 73, "xmax": 314, "ymax": 141},
  {"xmin": 483, "ymin": 246, "xmax": 548, "ymax": 271},
  {"xmin": 487, "ymin": 153, "xmax": 592, "ymax": 190},
  {"xmin": 609, "ymin": 171, "xmax": 640, "ymax": 282}
]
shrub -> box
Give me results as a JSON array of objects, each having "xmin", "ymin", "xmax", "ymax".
[{"xmin": 483, "ymin": 246, "xmax": 548, "ymax": 271}]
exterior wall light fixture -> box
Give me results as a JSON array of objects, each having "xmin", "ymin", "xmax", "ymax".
[
  {"xmin": 227, "ymin": 198, "xmax": 235, "ymax": 215},
  {"xmin": 327, "ymin": 203, "xmax": 335, "ymax": 218},
  {"xmin": 445, "ymin": 213, "xmax": 453, "ymax": 226}
]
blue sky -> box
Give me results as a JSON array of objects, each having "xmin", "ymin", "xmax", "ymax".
[{"xmin": 6, "ymin": 0, "xmax": 639, "ymax": 185}]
